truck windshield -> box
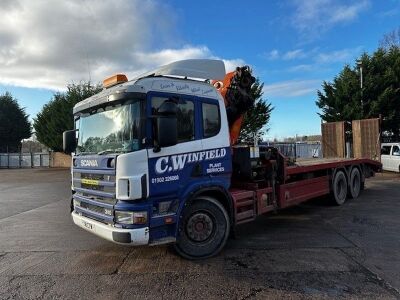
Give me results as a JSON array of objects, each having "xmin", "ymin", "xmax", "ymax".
[{"xmin": 76, "ymin": 101, "xmax": 142, "ymax": 155}]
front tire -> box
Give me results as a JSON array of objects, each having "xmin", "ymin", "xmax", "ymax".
[{"xmin": 174, "ymin": 196, "xmax": 230, "ymax": 260}]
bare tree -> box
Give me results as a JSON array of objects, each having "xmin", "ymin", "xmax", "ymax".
[{"xmin": 380, "ymin": 27, "xmax": 400, "ymax": 49}]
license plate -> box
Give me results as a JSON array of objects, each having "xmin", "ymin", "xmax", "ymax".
[
  {"xmin": 81, "ymin": 178, "xmax": 99, "ymax": 186},
  {"xmin": 82, "ymin": 220, "xmax": 94, "ymax": 230}
]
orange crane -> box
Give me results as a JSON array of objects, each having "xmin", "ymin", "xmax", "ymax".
[{"xmin": 212, "ymin": 66, "xmax": 255, "ymax": 145}]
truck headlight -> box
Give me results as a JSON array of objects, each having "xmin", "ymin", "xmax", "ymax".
[{"xmin": 115, "ymin": 211, "xmax": 147, "ymax": 225}]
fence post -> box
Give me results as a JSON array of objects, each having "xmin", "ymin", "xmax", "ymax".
[
  {"xmin": 31, "ymin": 152, "xmax": 34, "ymax": 168},
  {"xmin": 7, "ymin": 146, "xmax": 9, "ymax": 169}
]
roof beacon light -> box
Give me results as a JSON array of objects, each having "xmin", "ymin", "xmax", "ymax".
[{"xmin": 103, "ymin": 74, "xmax": 128, "ymax": 89}]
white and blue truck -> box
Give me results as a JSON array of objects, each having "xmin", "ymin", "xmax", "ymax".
[{"xmin": 64, "ymin": 59, "xmax": 381, "ymax": 259}]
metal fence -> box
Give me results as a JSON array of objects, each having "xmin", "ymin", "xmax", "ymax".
[
  {"xmin": 261, "ymin": 142, "xmax": 322, "ymax": 159},
  {"xmin": 0, "ymin": 152, "xmax": 50, "ymax": 168}
]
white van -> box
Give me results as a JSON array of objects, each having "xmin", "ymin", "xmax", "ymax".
[{"xmin": 381, "ymin": 143, "xmax": 400, "ymax": 172}]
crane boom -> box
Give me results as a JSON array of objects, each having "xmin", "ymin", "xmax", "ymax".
[{"xmin": 213, "ymin": 66, "xmax": 255, "ymax": 145}]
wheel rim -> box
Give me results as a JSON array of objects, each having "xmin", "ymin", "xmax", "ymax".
[{"xmin": 186, "ymin": 212, "xmax": 214, "ymax": 242}]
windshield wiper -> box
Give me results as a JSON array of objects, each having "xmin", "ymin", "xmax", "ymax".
[
  {"xmin": 97, "ymin": 149, "xmax": 127, "ymax": 155},
  {"xmin": 75, "ymin": 152, "xmax": 96, "ymax": 156}
]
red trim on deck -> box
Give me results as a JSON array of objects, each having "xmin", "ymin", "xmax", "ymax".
[{"xmin": 278, "ymin": 176, "xmax": 330, "ymax": 208}]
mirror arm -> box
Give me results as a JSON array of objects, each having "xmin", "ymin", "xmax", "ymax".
[{"xmin": 153, "ymin": 145, "xmax": 161, "ymax": 153}]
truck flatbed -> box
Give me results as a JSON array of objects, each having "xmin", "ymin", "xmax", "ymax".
[
  {"xmin": 287, "ymin": 157, "xmax": 381, "ymax": 175},
  {"xmin": 230, "ymin": 154, "xmax": 382, "ymax": 225}
]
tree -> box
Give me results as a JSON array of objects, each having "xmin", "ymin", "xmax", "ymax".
[
  {"xmin": 34, "ymin": 82, "xmax": 101, "ymax": 151},
  {"xmin": 239, "ymin": 78, "xmax": 274, "ymax": 142},
  {"xmin": 21, "ymin": 139, "xmax": 47, "ymax": 153},
  {"xmin": 316, "ymin": 47, "xmax": 400, "ymax": 138},
  {"xmin": 0, "ymin": 92, "xmax": 31, "ymax": 152},
  {"xmin": 380, "ymin": 27, "xmax": 400, "ymax": 50}
]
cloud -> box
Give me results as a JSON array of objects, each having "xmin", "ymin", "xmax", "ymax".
[
  {"xmin": 262, "ymin": 49, "xmax": 280, "ymax": 60},
  {"xmin": 262, "ymin": 48, "xmax": 307, "ymax": 61},
  {"xmin": 282, "ymin": 49, "xmax": 306, "ymax": 60},
  {"xmin": 222, "ymin": 59, "xmax": 246, "ymax": 73},
  {"xmin": 315, "ymin": 46, "xmax": 363, "ymax": 63},
  {"xmin": 263, "ymin": 79, "xmax": 322, "ymax": 98},
  {"xmin": 291, "ymin": 0, "xmax": 370, "ymax": 39},
  {"xmin": 378, "ymin": 6, "xmax": 400, "ymax": 18},
  {"xmin": 0, "ymin": 1, "xmax": 243, "ymax": 90},
  {"xmin": 288, "ymin": 64, "xmax": 314, "ymax": 72},
  {"xmin": 262, "ymin": 46, "xmax": 362, "ymax": 73}
]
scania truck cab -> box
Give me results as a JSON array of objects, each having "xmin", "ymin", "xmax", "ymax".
[
  {"xmin": 65, "ymin": 60, "xmax": 235, "ymax": 258},
  {"xmin": 64, "ymin": 59, "xmax": 381, "ymax": 259}
]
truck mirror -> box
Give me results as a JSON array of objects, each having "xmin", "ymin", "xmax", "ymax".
[
  {"xmin": 155, "ymin": 100, "xmax": 178, "ymax": 150},
  {"xmin": 157, "ymin": 116, "xmax": 178, "ymax": 148},
  {"xmin": 63, "ymin": 130, "xmax": 77, "ymax": 154}
]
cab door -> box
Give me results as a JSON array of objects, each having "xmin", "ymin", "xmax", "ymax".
[
  {"xmin": 199, "ymin": 97, "xmax": 232, "ymax": 189},
  {"xmin": 390, "ymin": 145, "xmax": 400, "ymax": 172},
  {"xmin": 146, "ymin": 92, "xmax": 203, "ymax": 200},
  {"xmin": 381, "ymin": 145, "xmax": 392, "ymax": 171}
]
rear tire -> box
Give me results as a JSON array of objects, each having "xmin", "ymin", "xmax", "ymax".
[
  {"xmin": 348, "ymin": 167, "xmax": 361, "ymax": 199},
  {"xmin": 331, "ymin": 170, "xmax": 348, "ymax": 205},
  {"xmin": 174, "ymin": 196, "xmax": 230, "ymax": 260}
]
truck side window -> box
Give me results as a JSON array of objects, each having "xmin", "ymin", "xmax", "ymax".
[
  {"xmin": 392, "ymin": 146, "xmax": 400, "ymax": 156},
  {"xmin": 202, "ymin": 102, "xmax": 220, "ymax": 138},
  {"xmin": 152, "ymin": 96, "xmax": 195, "ymax": 143},
  {"xmin": 381, "ymin": 146, "xmax": 391, "ymax": 155}
]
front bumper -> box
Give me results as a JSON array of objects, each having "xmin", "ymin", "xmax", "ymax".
[{"xmin": 71, "ymin": 212, "xmax": 149, "ymax": 245}]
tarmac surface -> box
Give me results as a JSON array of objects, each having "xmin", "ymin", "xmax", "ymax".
[{"xmin": 0, "ymin": 168, "xmax": 399, "ymax": 299}]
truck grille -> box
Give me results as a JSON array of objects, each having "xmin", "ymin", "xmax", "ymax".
[
  {"xmin": 81, "ymin": 193, "xmax": 116, "ymax": 205},
  {"xmin": 73, "ymin": 169, "xmax": 116, "ymax": 224},
  {"xmin": 80, "ymin": 201, "xmax": 112, "ymax": 215}
]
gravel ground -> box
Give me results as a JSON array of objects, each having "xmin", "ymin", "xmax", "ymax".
[{"xmin": 0, "ymin": 169, "xmax": 399, "ymax": 299}]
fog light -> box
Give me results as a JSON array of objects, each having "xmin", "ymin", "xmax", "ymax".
[{"xmin": 115, "ymin": 211, "xmax": 147, "ymax": 225}]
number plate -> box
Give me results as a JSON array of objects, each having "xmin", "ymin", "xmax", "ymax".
[
  {"xmin": 82, "ymin": 220, "xmax": 94, "ymax": 230},
  {"xmin": 81, "ymin": 178, "xmax": 99, "ymax": 186}
]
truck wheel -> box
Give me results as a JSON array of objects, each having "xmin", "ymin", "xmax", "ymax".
[
  {"xmin": 331, "ymin": 170, "xmax": 347, "ymax": 205},
  {"xmin": 174, "ymin": 196, "xmax": 230, "ymax": 260},
  {"xmin": 348, "ymin": 167, "xmax": 361, "ymax": 199}
]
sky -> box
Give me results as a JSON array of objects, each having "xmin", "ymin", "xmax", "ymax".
[{"xmin": 0, "ymin": 0, "xmax": 399, "ymax": 139}]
